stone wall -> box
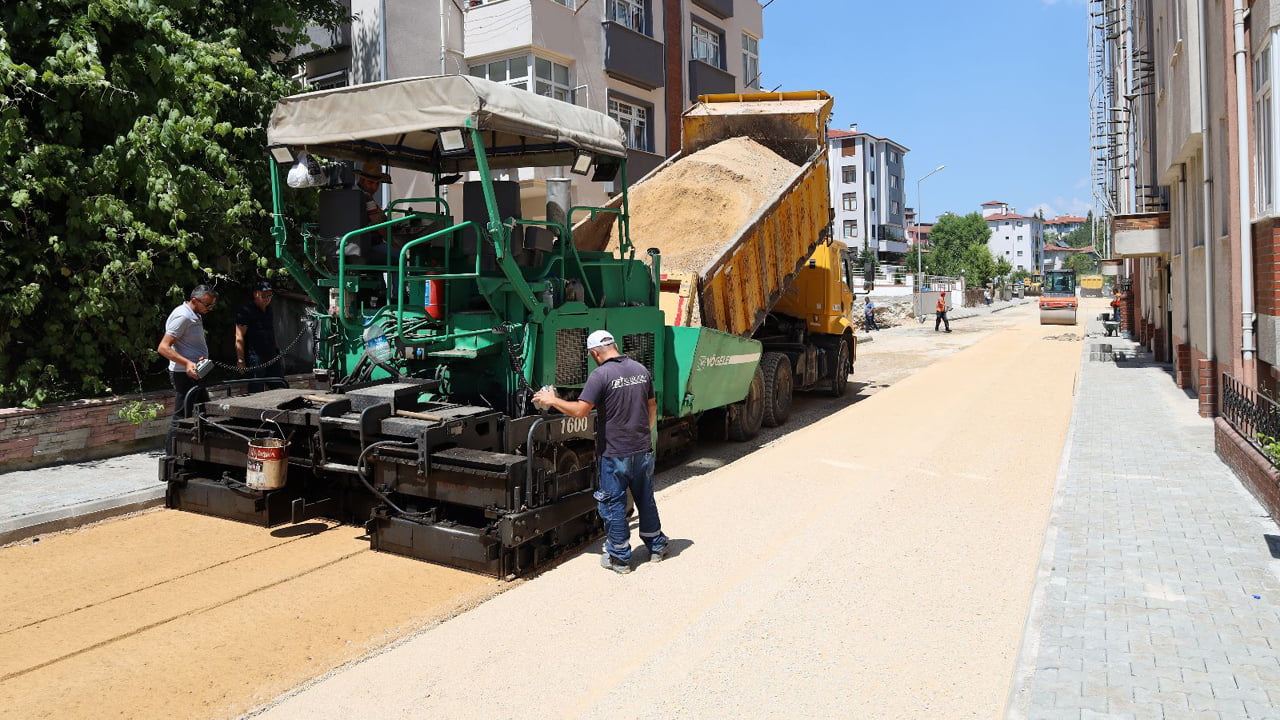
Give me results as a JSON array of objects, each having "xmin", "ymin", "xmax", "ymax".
[{"xmin": 0, "ymin": 374, "xmax": 317, "ymax": 473}]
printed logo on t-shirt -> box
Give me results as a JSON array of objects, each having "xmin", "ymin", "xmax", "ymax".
[{"xmin": 610, "ymin": 374, "xmax": 648, "ymax": 390}]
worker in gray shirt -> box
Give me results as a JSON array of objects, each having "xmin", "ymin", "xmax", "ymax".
[
  {"xmin": 157, "ymin": 285, "xmax": 217, "ymax": 450},
  {"xmin": 533, "ymin": 330, "xmax": 669, "ymax": 574}
]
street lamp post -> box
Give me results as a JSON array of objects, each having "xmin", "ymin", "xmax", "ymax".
[{"xmin": 915, "ymin": 164, "xmax": 946, "ymax": 293}]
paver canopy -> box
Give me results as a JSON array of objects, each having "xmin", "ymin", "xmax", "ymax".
[{"xmin": 266, "ymin": 74, "xmax": 628, "ymax": 172}]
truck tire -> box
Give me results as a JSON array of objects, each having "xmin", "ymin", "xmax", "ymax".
[
  {"xmin": 827, "ymin": 340, "xmax": 851, "ymax": 398},
  {"xmin": 728, "ymin": 365, "xmax": 765, "ymax": 441},
  {"xmin": 760, "ymin": 352, "xmax": 793, "ymax": 428}
]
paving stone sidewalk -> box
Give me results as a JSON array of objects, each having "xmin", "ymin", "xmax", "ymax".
[
  {"xmin": 0, "ymin": 450, "xmax": 164, "ymax": 544},
  {"xmin": 1008, "ymin": 318, "xmax": 1280, "ymax": 719}
]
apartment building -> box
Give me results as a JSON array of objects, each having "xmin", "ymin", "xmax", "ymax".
[
  {"xmin": 980, "ymin": 201, "xmax": 1043, "ymax": 273},
  {"xmin": 292, "ymin": 0, "xmax": 765, "ymax": 211},
  {"xmin": 1094, "ymin": 0, "xmax": 1280, "ymax": 515},
  {"xmin": 1043, "ymin": 214, "xmax": 1087, "ymax": 239},
  {"xmin": 827, "ymin": 126, "xmax": 909, "ymax": 261},
  {"xmin": 905, "ymin": 207, "xmax": 933, "ymax": 249}
]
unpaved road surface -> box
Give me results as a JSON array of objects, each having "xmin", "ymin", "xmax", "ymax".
[
  {"xmin": 0, "ymin": 511, "xmax": 500, "ymax": 719},
  {"xmin": 256, "ymin": 302, "xmax": 1084, "ymax": 719}
]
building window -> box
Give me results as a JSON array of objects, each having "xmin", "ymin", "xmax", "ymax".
[
  {"xmin": 1017, "ymin": 264, "xmax": 1024, "ymax": 270},
  {"xmin": 1017, "ymin": 235, "xmax": 1023, "ymax": 241},
  {"xmin": 307, "ymin": 70, "xmax": 349, "ymax": 90},
  {"xmin": 470, "ymin": 55, "xmax": 572, "ymax": 101},
  {"xmin": 549, "ymin": 0, "xmax": 575, "ymax": 6},
  {"xmin": 1017, "ymin": 250, "xmax": 1024, "ymax": 256},
  {"xmin": 692, "ymin": 23, "xmax": 722, "ymax": 69},
  {"xmin": 842, "ymin": 166, "xmax": 856, "ymax": 183},
  {"xmin": 889, "ymin": 175, "xmax": 897, "ymax": 189},
  {"xmin": 870, "ymin": 197, "xmax": 877, "ymax": 212},
  {"xmin": 843, "ymin": 220, "xmax": 858, "ymax": 238},
  {"xmin": 742, "ymin": 33, "xmax": 760, "ymax": 89},
  {"xmin": 1256, "ymin": 40, "xmax": 1274, "ymax": 214},
  {"xmin": 607, "ymin": 0, "xmax": 644, "ymax": 34},
  {"xmin": 608, "ymin": 97, "xmax": 650, "ymax": 152},
  {"xmin": 470, "ymin": 55, "xmax": 531, "ymax": 91},
  {"xmin": 869, "ymin": 170, "xmax": 876, "ymax": 185},
  {"xmin": 534, "ymin": 57, "xmax": 572, "ymax": 102},
  {"xmin": 842, "ymin": 193, "xmax": 857, "ymax": 211},
  {"xmin": 871, "ymin": 225, "xmax": 878, "ymax": 239},
  {"xmin": 891, "ymin": 201, "xmax": 899, "ymax": 215}
]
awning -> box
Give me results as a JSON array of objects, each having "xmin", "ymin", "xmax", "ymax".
[{"xmin": 267, "ymin": 75, "xmax": 628, "ymax": 173}]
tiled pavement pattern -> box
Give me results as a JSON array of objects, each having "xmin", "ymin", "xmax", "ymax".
[{"xmin": 1010, "ymin": 320, "xmax": 1280, "ymax": 719}]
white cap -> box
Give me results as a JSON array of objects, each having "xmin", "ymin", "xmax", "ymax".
[{"xmin": 585, "ymin": 330, "xmax": 615, "ymax": 350}]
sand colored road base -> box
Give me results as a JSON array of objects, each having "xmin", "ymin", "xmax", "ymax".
[
  {"xmin": 257, "ymin": 304, "xmax": 1082, "ymax": 718},
  {"xmin": 0, "ymin": 511, "xmax": 499, "ymax": 719}
]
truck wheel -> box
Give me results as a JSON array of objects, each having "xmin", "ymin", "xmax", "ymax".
[
  {"xmin": 761, "ymin": 352, "xmax": 793, "ymax": 428},
  {"xmin": 827, "ymin": 340, "xmax": 851, "ymax": 398},
  {"xmin": 728, "ymin": 365, "xmax": 765, "ymax": 441}
]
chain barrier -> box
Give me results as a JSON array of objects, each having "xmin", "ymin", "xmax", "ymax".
[{"xmin": 210, "ymin": 322, "xmax": 314, "ymax": 373}]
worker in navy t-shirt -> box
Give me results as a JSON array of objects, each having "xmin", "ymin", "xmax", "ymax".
[{"xmin": 532, "ymin": 330, "xmax": 669, "ymax": 574}]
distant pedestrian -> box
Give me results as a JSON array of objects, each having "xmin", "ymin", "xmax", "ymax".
[
  {"xmin": 157, "ymin": 285, "xmax": 218, "ymax": 450},
  {"xmin": 984, "ymin": 288, "xmax": 992, "ymax": 306},
  {"xmin": 532, "ymin": 330, "xmax": 668, "ymax": 574},
  {"xmin": 935, "ymin": 292, "xmax": 951, "ymax": 333},
  {"xmin": 864, "ymin": 300, "xmax": 879, "ymax": 331},
  {"xmin": 235, "ymin": 281, "xmax": 283, "ymax": 393},
  {"xmin": 1110, "ymin": 290, "xmax": 1122, "ymax": 324}
]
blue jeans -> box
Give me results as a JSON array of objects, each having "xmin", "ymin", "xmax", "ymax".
[{"xmin": 596, "ymin": 451, "xmax": 667, "ymax": 563}]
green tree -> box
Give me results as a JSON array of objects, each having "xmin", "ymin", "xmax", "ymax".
[
  {"xmin": 1059, "ymin": 212, "xmax": 1096, "ymax": 248},
  {"xmin": 924, "ymin": 212, "xmax": 1004, "ymax": 285},
  {"xmin": 1065, "ymin": 250, "xmax": 1100, "ymax": 275},
  {"xmin": 0, "ymin": 0, "xmax": 344, "ymax": 406}
]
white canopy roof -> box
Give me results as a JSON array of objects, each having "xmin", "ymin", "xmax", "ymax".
[{"xmin": 267, "ymin": 75, "xmax": 628, "ymax": 173}]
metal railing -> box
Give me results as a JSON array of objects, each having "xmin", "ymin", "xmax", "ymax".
[{"xmin": 1221, "ymin": 373, "xmax": 1280, "ymax": 465}]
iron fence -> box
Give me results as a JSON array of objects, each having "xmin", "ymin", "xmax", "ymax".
[{"xmin": 1221, "ymin": 373, "xmax": 1280, "ymax": 464}]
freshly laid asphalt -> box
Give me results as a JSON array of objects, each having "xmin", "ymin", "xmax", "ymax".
[{"xmin": 3, "ymin": 299, "xmax": 1278, "ymax": 719}]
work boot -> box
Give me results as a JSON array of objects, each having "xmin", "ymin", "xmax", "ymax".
[
  {"xmin": 600, "ymin": 552, "xmax": 632, "ymax": 574},
  {"xmin": 649, "ymin": 546, "xmax": 668, "ymax": 563}
]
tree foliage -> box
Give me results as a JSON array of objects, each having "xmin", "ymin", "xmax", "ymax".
[
  {"xmin": 1065, "ymin": 249, "xmax": 1100, "ymax": 275},
  {"xmin": 917, "ymin": 212, "xmax": 1005, "ymax": 285},
  {"xmin": 1058, "ymin": 212, "xmax": 1096, "ymax": 248},
  {"xmin": 0, "ymin": 0, "xmax": 343, "ymax": 406}
]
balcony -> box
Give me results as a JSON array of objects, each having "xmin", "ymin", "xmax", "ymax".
[
  {"xmin": 465, "ymin": 0, "xmax": 580, "ymax": 59},
  {"xmin": 1111, "ymin": 212, "xmax": 1171, "ymax": 257},
  {"xmin": 688, "ymin": 59, "xmax": 735, "ymax": 102},
  {"xmin": 691, "ymin": 0, "xmax": 734, "ymax": 20},
  {"xmin": 603, "ymin": 22, "xmax": 665, "ymax": 90}
]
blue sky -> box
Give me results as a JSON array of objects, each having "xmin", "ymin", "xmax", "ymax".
[{"xmin": 762, "ymin": 0, "xmax": 1090, "ymax": 222}]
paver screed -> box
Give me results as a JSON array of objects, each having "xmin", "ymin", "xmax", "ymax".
[{"xmin": 1009, "ymin": 327, "xmax": 1280, "ymax": 719}]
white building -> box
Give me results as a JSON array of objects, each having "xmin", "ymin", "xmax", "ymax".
[
  {"xmin": 294, "ymin": 0, "xmax": 765, "ymax": 211},
  {"xmin": 1043, "ymin": 214, "xmax": 1087, "ymax": 240},
  {"xmin": 981, "ymin": 200, "xmax": 1043, "ymax": 272},
  {"xmin": 827, "ymin": 126, "xmax": 909, "ymax": 260}
]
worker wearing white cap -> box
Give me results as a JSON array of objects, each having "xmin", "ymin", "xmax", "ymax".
[{"xmin": 533, "ymin": 330, "xmax": 669, "ymax": 574}]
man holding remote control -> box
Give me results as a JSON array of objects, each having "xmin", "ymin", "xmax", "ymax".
[{"xmin": 157, "ymin": 285, "xmax": 218, "ymax": 451}]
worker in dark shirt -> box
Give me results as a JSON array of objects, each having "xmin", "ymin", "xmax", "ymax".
[
  {"xmin": 235, "ymin": 281, "xmax": 282, "ymax": 392},
  {"xmin": 533, "ymin": 330, "xmax": 669, "ymax": 575}
]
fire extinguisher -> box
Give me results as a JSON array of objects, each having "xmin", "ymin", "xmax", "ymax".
[{"xmin": 424, "ymin": 274, "xmax": 444, "ymax": 320}]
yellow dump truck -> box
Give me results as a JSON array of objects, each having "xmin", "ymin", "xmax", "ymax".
[
  {"xmin": 1080, "ymin": 274, "xmax": 1104, "ymax": 297},
  {"xmin": 576, "ymin": 91, "xmax": 854, "ymax": 438}
]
